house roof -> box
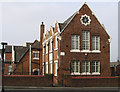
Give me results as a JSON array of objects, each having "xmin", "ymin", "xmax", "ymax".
[
  {"xmin": 31, "ymin": 40, "xmax": 40, "ymax": 49},
  {"xmin": 17, "ymin": 40, "xmax": 40, "ymax": 63},
  {"xmin": 58, "ymin": 11, "xmax": 78, "ymax": 32},
  {"xmin": 5, "ymin": 46, "xmax": 12, "ymax": 53},
  {"xmin": 4, "ymin": 40, "xmax": 40, "ymax": 62},
  {"xmin": 14, "ymin": 46, "xmax": 27, "ymax": 62}
]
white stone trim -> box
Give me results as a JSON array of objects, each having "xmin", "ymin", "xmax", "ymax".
[
  {"xmin": 71, "ymin": 73, "xmax": 80, "ymax": 75},
  {"xmin": 91, "ymin": 50, "xmax": 101, "ymax": 53},
  {"xmin": 54, "ymin": 48, "xmax": 58, "ymax": 51},
  {"xmin": 70, "ymin": 49, "xmax": 80, "ymax": 52},
  {"xmin": 81, "ymin": 50, "xmax": 91, "ymax": 53},
  {"xmin": 33, "ymin": 68, "xmax": 39, "ymax": 72},
  {"xmin": 33, "ymin": 51, "xmax": 39, "ymax": 53},
  {"xmin": 33, "ymin": 57, "xmax": 39, "ymax": 60},
  {"xmin": 42, "ymin": 32, "xmax": 59, "ymax": 44},
  {"xmin": 81, "ymin": 72, "xmax": 91, "ymax": 75},
  {"xmin": 57, "ymin": 22, "xmax": 61, "ymax": 33},
  {"xmin": 80, "ymin": 14, "xmax": 91, "ymax": 26},
  {"xmin": 54, "ymin": 60, "xmax": 58, "ymax": 63},
  {"xmin": 91, "ymin": 72, "xmax": 100, "ymax": 75}
]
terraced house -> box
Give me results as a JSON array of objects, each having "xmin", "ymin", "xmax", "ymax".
[
  {"xmin": 40, "ymin": 3, "xmax": 111, "ymax": 84},
  {"xmin": 4, "ymin": 40, "xmax": 40, "ymax": 75}
]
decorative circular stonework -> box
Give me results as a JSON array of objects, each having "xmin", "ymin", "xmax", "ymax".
[{"xmin": 80, "ymin": 14, "xmax": 91, "ymax": 26}]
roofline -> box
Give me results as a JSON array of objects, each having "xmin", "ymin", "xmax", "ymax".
[{"xmin": 60, "ymin": 11, "xmax": 78, "ymax": 34}]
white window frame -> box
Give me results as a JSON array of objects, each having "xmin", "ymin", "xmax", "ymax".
[
  {"xmin": 49, "ymin": 53, "xmax": 53, "ymax": 61},
  {"xmin": 33, "ymin": 51, "xmax": 39, "ymax": 60},
  {"xmin": 46, "ymin": 42, "xmax": 48, "ymax": 54},
  {"xmin": 92, "ymin": 36, "xmax": 100, "ymax": 51},
  {"xmin": 81, "ymin": 61, "xmax": 90, "ymax": 75},
  {"xmin": 54, "ymin": 60, "xmax": 58, "ymax": 76},
  {"xmin": 50, "ymin": 61, "xmax": 53, "ymax": 74},
  {"xmin": 71, "ymin": 60, "xmax": 80, "ymax": 75},
  {"xmin": 50, "ymin": 39, "xmax": 53, "ymax": 52},
  {"xmin": 43, "ymin": 44, "xmax": 45, "ymax": 55},
  {"xmin": 91, "ymin": 61, "xmax": 100, "ymax": 75},
  {"xmin": 71, "ymin": 35, "xmax": 80, "ymax": 51},
  {"xmin": 46, "ymin": 62, "xmax": 48, "ymax": 74},
  {"xmin": 42, "ymin": 63, "xmax": 45, "ymax": 75},
  {"xmin": 82, "ymin": 31, "xmax": 90, "ymax": 51},
  {"xmin": 54, "ymin": 36, "xmax": 58, "ymax": 50}
]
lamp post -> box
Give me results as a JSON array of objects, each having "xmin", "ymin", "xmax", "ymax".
[{"xmin": 1, "ymin": 42, "xmax": 7, "ymax": 92}]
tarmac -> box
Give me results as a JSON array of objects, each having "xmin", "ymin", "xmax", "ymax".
[{"xmin": 3, "ymin": 86, "xmax": 120, "ymax": 91}]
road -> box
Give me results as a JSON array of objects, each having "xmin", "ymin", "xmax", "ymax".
[{"xmin": 4, "ymin": 87, "xmax": 120, "ymax": 92}]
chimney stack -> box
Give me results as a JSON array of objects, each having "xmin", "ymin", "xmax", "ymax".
[
  {"xmin": 40, "ymin": 22, "xmax": 44, "ymax": 74},
  {"xmin": 40, "ymin": 22, "xmax": 44, "ymax": 46}
]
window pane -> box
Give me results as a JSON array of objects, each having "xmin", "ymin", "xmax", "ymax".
[
  {"xmin": 82, "ymin": 31, "xmax": 90, "ymax": 50},
  {"xmin": 71, "ymin": 60, "xmax": 80, "ymax": 73},
  {"xmin": 76, "ymin": 62, "xmax": 78, "ymax": 72},
  {"xmin": 71, "ymin": 35, "xmax": 79, "ymax": 50},
  {"xmin": 86, "ymin": 62, "xmax": 89, "ymax": 72},
  {"xmin": 71, "ymin": 61, "xmax": 74, "ymax": 73},
  {"xmin": 92, "ymin": 36, "xmax": 100, "ymax": 50},
  {"xmin": 92, "ymin": 61, "xmax": 100, "ymax": 73},
  {"xmin": 82, "ymin": 61, "xmax": 85, "ymax": 72},
  {"xmin": 92, "ymin": 66, "xmax": 95, "ymax": 72}
]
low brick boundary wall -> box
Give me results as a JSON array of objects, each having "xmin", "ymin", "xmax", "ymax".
[
  {"xmin": 4, "ymin": 74, "xmax": 53, "ymax": 87},
  {"xmin": 63, "ymin": 75, "xmax": 120, "ymax": 87}
]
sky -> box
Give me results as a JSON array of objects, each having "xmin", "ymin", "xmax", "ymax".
[{"xmin": 0, "ymin": 1, "xmax": 118, "ymax": 62}]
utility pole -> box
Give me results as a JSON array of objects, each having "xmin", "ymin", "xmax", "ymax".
[{"xmin": 1, "ymin": 42, "xmax": 7, "ymax": 92}]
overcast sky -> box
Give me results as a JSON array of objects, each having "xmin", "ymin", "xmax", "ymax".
[{"xmin": 0, "ymin": 1, "xmax": 118, "ymax": 62}]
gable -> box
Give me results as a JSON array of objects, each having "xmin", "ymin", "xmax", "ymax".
[{"xmin": 59, "ymin": 3, "xmax": 110, "ymax": 39}]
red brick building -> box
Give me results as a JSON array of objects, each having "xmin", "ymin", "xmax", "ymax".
[
  {"xmin": 40, "ymin": 3, "xmax": 111, "ymax": 84},
  {"xmin": 4, "ymin": 40, "xmax": 40, "ymax": 75},
  {"xmin": 3, "ymin": 3, "xmax": 111, "ymax": 80}
]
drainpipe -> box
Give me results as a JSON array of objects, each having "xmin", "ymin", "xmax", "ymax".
[
  {"xmin": 12, "ymin": 45, "xmax": 15, "ymax": 63},
  {"xmin": 29, "ymin": 45, "xmax": 31, "ymax": 75}
]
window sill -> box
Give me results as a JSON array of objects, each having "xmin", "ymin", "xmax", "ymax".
[
  {"xmin": 91, "ymin": 73, "xmax": 100, "ymax": 75},
  {"xmin": 54, "ymin": 48, "xmax": 58, "ymax": 51},
  {"xmin": 81, "ymin": 73, "xmax": 91, "ymax": 75},
  {"xmin": 33, "ymin": 58, "xmax": 39, "ymax": 60},
  {"xmin": 70, "ymin": 49, "xmax": 80, "ymax": 52},
  {"xmin": 81, "ymin": 50, "xmax": 91, "ymax": 53},
  {"xmin": 49, "ymin": 50, "xmax": 53, "ymax": 53},
  {"xmin": 71, "ymin": 73, "xmax": 80, "ymax": 75},
  {"xmin": 91, "ymin": 50, "xmax": 101, "ymax": 53}
]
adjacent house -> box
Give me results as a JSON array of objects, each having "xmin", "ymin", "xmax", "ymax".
[
  {"xmin": 110, "ymin": 60, "xmax": 120, "ymax": 76},
  {"xmin": 40, "ymin": 3, "xmax": 111, "ymax": 84},
  {"xmin": 4, "ymin": 40, "xmax": 40, "ymax": 75}
]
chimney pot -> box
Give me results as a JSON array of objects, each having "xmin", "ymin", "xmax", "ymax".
[{"xmin": 42, "ymin": 22, "xmax": 44, "ymax": 25}]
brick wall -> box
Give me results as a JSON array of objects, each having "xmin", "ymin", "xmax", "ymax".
[
  {"xmin": 13, "ymin": 49, "xmax": 40, "ymax": 75},
  {"xmin": 4, "ymin": 74, "xmax": 53, "ymax": 87},
  {"xmin": 63, "ymin": 75, "xmax": 119, "ymax": 87}
]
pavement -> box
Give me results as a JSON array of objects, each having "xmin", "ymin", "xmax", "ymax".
[{"xmin": 4, "ymin": 86, "xmax": 120, "ymax": 91}]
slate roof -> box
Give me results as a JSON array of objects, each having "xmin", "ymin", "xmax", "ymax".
[
  {"xmin": 4, "ymin": 40, "xmax": 40, "ymax": 63},
  {"xmin": 58, "ymin": 11, "xmax": 78, "ymax": 32},
  {"xmin": 17, "ymin": 40, "xmax": 40, "ymax": 63},
  {"xmin": 14, "ymin": 46, "xmax": 27, "ymax": 62},
  {"xmin": 31, "ymin": 40, "xmax": 40, "ymax": 49},
  {"xmin": 5, "ymin": 46, "xmax": 12, "ymax": 53}
]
